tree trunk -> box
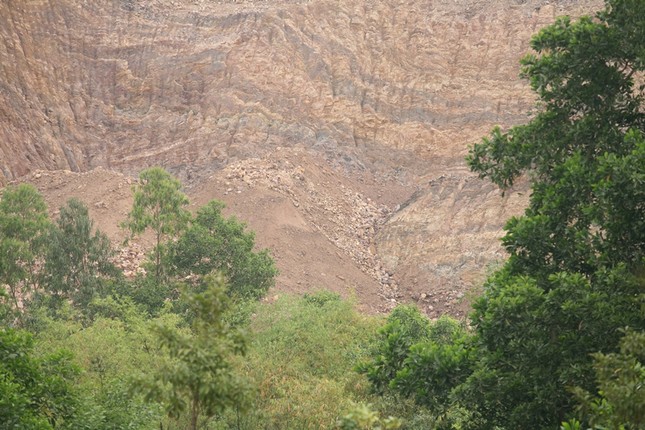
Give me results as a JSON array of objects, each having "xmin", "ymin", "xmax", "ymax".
[
  {"xmin": 155, "ymin": 230, "xmax": 162, "ymax": 282},
  {"xmin": 190, "ymin": 396, "xmax": 199, "ymax": 430}
]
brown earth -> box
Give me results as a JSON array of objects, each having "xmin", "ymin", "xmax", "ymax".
[
  {"xmin": 17, "ymin": 149, "xmax": 411, "ymax": 314},
  {"xmin": 15, "ymin": 145, "xmax": 524, "ymax": 316},
  {"xmin": 2, "ymin": 0, "xmax": 603, "ymax": 316}
]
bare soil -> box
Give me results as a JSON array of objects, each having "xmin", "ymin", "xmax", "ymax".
[{"xmin": 17, "ymin": 147, "xmax": 414, "ymax": 314}]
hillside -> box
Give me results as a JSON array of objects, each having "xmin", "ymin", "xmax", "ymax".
[{"xmin": 1, "ymin": 0, "xmax": 603, "ymax": 314}]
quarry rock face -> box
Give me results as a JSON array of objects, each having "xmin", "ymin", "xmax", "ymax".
[
  {"xmin": 1, "ymin": 0, "xmax": 603, "ymax": 313},
  {"xmin": 0, "ymin": 0, "xmax": 603, "ymax": 181}
]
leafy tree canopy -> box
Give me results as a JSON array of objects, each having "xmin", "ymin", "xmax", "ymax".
[
  {"xmin": 0, "ymin": 184, "xmax": 51, "ymax": 318},
  {"xmin": 0, "ymin": 328, "xmax": 79, "ymax": 429},
  {"xmin": 123, "ymin": 167, "xmax": 190, "ymax": 282},
  {"xmin": 461, "ymin": 1, "xmax": 645, "ymax": 427},
  {"xmin": 168, "ymin": 200, "xmax": 277, "ymax": 300},
  {"xmin": 40, "ymin": 198, "xmax": 118, "ymax": 311},
  {"xmin": 565, "ymin": 329, "xmax": 645, "ymax": 430},
  {"xmin": 363, "ymin": 1, "xmax": 645, "ymax": 428},
  {"xmin": 466, "ymin": 0, "xmax": 645, "ymax": 279}
]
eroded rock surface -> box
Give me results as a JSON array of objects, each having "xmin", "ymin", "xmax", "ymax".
[
  {"xmin": 1, "ymin": 0, "xmax": 601, "ymax": 181},
  {"xmin": 2, "ymin": 0, "xmax": 603, "ymax": 314}
]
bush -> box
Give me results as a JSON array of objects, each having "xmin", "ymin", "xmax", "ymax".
[
  {"xmin": 357, "ymin": 305, "xmax": 432, "ymax": 394},
  {"xmin": 0, "ymin": 328, "xmax": 79, "ymax": 428},
  {"xmin": 212, "ymin": 293, "xmax": 382, "ymax": 429},
  {"xmin": 336, "ymin": 403, "xmax": 402, "ymax": 430}
]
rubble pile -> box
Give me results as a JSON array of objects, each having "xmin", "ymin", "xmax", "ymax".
[
  {"xmin": 216, "ymin": 151, "xmax": 402, "ymax": 302},
  {"xmin": 113, "ymin": 244, "xmax": 147, "ymax": 278}
]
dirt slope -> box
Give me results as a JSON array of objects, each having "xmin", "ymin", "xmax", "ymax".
[
  {"xmin": 18, "ymin": 148, "xmax": 411, "ymax": 313},
  {"xmin": 16, "ymin": 144, "xmax": 523, "ymax": 316}
]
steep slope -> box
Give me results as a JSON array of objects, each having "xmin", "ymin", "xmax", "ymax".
[
  {"xmin": 2, "ymin": 0, "xmax": 603, "ymax": 313},
  {"xmin": 1, "ymin": 0, "xmax": 601, "ymax": 181},
  {"xmin": 19, "ymin": 151, "xmax": 409, "ymax": 313}
]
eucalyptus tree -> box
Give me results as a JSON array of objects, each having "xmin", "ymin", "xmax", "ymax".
[
  {"xmin": 134, "ymin": 274, "xmax": 249, "ymax": 430},
  {"xmin": 0, "ymin": 184, "xmax": 50, "ymax": 320},
  {"xmin": 41, "ymin": 198, "xmax": 117, "ymax": 310},
  {"xmin": 123, "ymin": 167, "xmax": 190, "ymax": 282}
]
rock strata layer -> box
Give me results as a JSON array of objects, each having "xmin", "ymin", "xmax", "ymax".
[
  {"xmin": 1, "ymin": 0, "xmax": 601, "ymax": 182},
  {"xmin": 2, "ymin": 0, "xmax": 603, "ymax": 314}
]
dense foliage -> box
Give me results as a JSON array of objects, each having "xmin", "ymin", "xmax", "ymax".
[
  {"xmin": 0, "ymin": 328, "xmax": 78, "ymax": 429},
  {"xmin": 0, "ymin": 169, "xmax": 287, "ymax": 429},
  {"xmin": 361, "ymin": 1, "xmax": 645, "ymax": 429},
  {"xmin": 167, "ymin": 200, "xmax": 277, "ymax": 300},
  {"xmin": 213, "ymin": 291, "xmax": 414, "ymax": 430},
  {"xmin": 134, "ymin": 275, "xmax": 249, "ymax": 430},
  {"xmin": 41, "ymin": 198, "xmax": 118, "ymax": 311},
  {"xmin": 122, "ymin": 168, "xmax": 277, "ymax": 311},
  {"xmin": 0, "ymin": 184, "xmax": 50, "ymax": 321},
  {"xmin": 462, "ymin": 1, "xmax": 645, "ymax": 426},
  {"xmin": 565, "ymin": 329, "xmax": 645, "ymax": 429}
]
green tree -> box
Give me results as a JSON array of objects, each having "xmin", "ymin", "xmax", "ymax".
[
  {"xmin": 0, "ymin": 288, "xmax": 12, "ymax": 325},
  {"xmin": 391, "ymin": 326, "xmax": 474, "ymax": 413},
  {"xmin": 134, "ymin": 274, "xmax": 249, "ymax": 430},
  {"xmin": 362, "ymin": 1, "xmax": 644, "ymax": 428},
  {"xmin": 123, "ymin": 167, "xmax": 190, "ymax": 282},
  {"xmin": 357, "ymin": 305, "xmax": 432, "ymax": 394},
  {"xmin": 168, "ymin": 200, "xmax": 277, "ymax": 300},
  {"xmin": 455, "ymin": 269, "xmax": 642, "ymax": 429},
  {"xmin": 458, "ymin": 0, "xmax": 645, "ymax": 427},
  {"xmin": 0, "ymin": 328, "xmax": 79, "ymax": 429},
  {"xmin": 359, "ymin": 307, "xmax": 475, "ymax": 422},
  {"xmin": 111, "ymin": 273, "xmax": 176, "ymax": 317},
  {"xmin": 466, "ymin": 0, "xmax": 645, "ymax": 279},
  {"xmin": 40, "ymin": 198, "xmax": 118, "ymax": 310},
  {"xmin": 0, "ymin": 184, "xmax": 51, "ymax": 319},
  {"xmin": 566, "ymin": 329, "xmax": 645, "ymax": 430}
]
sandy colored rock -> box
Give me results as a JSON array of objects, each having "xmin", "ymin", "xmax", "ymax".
[{"xmin": 1, "ymin": 0, "xmax": 604, "ymax": 314}]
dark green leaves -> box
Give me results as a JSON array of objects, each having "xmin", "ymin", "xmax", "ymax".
[
  {"xmin": 168, "ymin": 200, "xmax": 277, "ymax": 300},
  {"xmin": 358, "ymin": 305, "xmax": 474, "ymax": 413},
  {"xmin": 369, "ymin": 1, "xmax": 645, "ymax": 428},
  {"xmin": 0, "ymin": 328, "xmax": 79, "ymax": 429},
  {"xmin": 0, "ymin": 184, "xmax": 51, "ymax": 320},
  {"xmin": 41, "ymin": 198, "xmax": 118, "ymax": 310}
]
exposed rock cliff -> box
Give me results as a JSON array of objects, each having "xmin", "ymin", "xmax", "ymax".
[
  {"xmin": 1, "ymin": 0, "xmax": 601, "ymax": 180},
  {"xmin": 1, "ymin": 0, "xmax": 603, "ymax": 313}
]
